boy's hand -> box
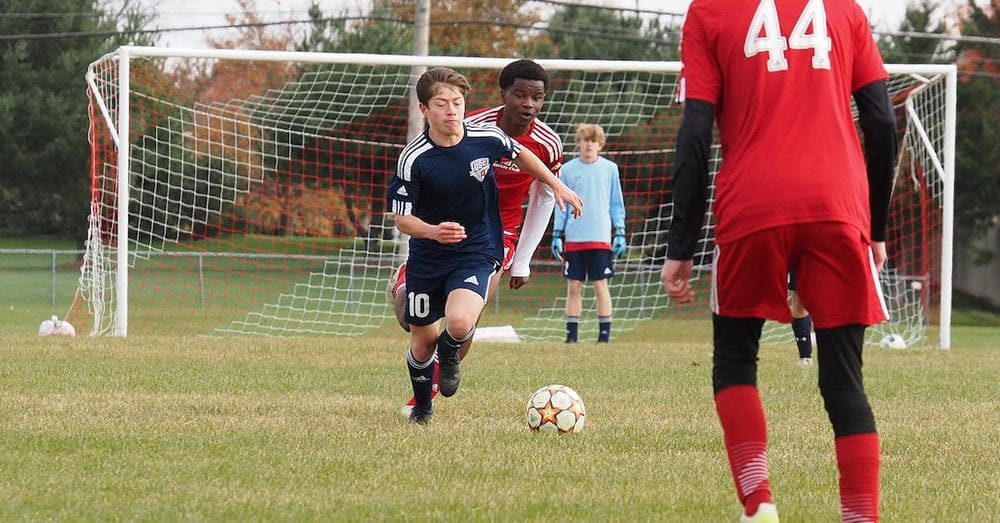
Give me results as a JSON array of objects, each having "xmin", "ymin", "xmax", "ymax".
[
  {"xmin": 434, "ymin": 221, "xmax": 466, "ymax": 244},
  {"xmin": 553, "ymin": 182, "xmax": 583, "ymax": 218},
  {"xmin": 661, "ymin": 259, "xmax": 694, "ymax": 303},
  {"xmin": 551, "ymin": 231, "xmax": 564, "ymax": 261},
  {"xmin": 611, "ymin": 228, "xmax": 627, "ymax": 257},
  {"xmin": 509, "ymin": 276, "xmax": 528, "ymax": 289}
]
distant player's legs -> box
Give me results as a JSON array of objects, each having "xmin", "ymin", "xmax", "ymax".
[
  {"xmin": 565, "ymin": 279, "xmax": 583, "ymax": 343},
  {"xmin": 789, "ymin": 288, "xmax": 813, "ymax": 363},
  {"xmin": 592, "ymin": 278, "xmax": 612, "ymax": 342}
]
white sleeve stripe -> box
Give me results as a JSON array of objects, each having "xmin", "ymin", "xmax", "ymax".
[
  {"xmin": 398, "ymin": 141, "xmax": 433, "ymax": 181},
  {"xmin": 533, "ymin": 121, "xmax": 564, "ymax": 163},
  {"xmin": 390, "ymin": 199, "xmax": 413, "ymax": 215},
  {"xmin": 467, "ymin": 127, "xmax": 516, "ymax": 150},
  {"xmin": 464, "ymin": 106, "xmax": 502, "ymax": 124},
  {"xmin": 531, "ymin": 129, "xmax": 560, "ymax": 164}
]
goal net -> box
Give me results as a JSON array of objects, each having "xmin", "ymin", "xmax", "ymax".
[{"xmin": 73, "ymin": 48, "xmax": 955, "ymax": 347}]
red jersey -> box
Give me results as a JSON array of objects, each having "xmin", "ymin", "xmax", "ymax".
[
  {"xmin": 465, "ymin": 106, "xmax": 563, "ymax": 242},
  {"xmin": 679, "ymin": 0, "xmax": 888, "ymax": 244}
]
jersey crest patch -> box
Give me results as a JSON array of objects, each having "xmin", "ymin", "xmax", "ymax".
[{"xmin": 469, "ymin": 157, "xmax": 490, "ymax": 182}]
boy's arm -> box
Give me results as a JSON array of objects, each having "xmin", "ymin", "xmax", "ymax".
[
  {"xmin": 609, "ymin": 163, "xmax": 627, "ymax": 257},
  {"xmin": 609, "ymin": 163, "xmax": 626, "ymax": 230},
  {"xmin": 512, "ymin": 149, "xmax": 583, "ymax": 217},
  {"xmin": 509, "ymin": 180, "xmax": 555, "ymax": 280},
  {"xmin": 395, "ymin": 215, "xmax": 467, "ymax": 244}
]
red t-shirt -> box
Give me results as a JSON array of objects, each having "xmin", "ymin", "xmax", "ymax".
[
  {"xmin": 465, "ymin": 106, "xmax": 564, "ymax": 243},
  {"xmin": 679, "ymin": 0, "xmax": 888, "ymax": 244}
]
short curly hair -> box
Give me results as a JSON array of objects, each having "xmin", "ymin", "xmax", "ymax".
[{"xmin": 498, "ymin": 59, "xmax": 549, "ymax": 91}]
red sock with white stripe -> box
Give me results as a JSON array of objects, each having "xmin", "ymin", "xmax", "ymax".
[
  {"xmin": 714, "ymin": 385, "xmax": 772, "ymax": 516},
  {"xmin": 836, "ymin": 432, "xmax": 880, "ymax": 522}
]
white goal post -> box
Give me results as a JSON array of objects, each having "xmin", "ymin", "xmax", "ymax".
[{"xmin": 75, "ymin": 46, "xmax": 956, "ymax": 348}]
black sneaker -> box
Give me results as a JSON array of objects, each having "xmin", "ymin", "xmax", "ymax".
[
  {"xmin": 408, "ymin": 406, "xmax": 433, "ymax": 425},
  {"xmin": 437, "ymin": 347, "xmax": 461, "ymax": 397}
]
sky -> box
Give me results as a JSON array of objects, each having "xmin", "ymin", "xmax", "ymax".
[{"xmin": 147, "ymin": 0, "xmax": 954, "ymax": 49}]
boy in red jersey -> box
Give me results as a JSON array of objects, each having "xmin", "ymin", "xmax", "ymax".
[
  {"xmin": 662, "ymin": 1, "xmax": 897, "ymax": 521},
  {"xmin": 389, "ymin": 60, "xmax": 564, "ymax": 415}
]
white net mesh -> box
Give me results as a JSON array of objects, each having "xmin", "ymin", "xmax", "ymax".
[{"xmin": 75, "ymin": 50, "xmax": 952, "ymax": 346}]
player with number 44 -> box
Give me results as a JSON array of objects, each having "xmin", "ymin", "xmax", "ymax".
[{"xmin": 665, "ymin": 0, "xmax": 897, "ymax": 521}]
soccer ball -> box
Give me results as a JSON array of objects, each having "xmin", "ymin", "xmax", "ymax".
[
  {"xmin": 526, "ymin": 384, "xmax": 586, "ymax": 434},
  {"xmin": 38, "ymin": 315, "xmax": 76, "ymax": 337},
  {"xmin": 880, "ymin": 333, "xmax": 906, "ymax": 349}
]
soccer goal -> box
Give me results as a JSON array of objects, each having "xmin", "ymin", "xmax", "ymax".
[{"xmin": 74, "ymin": 47, "xmax": 956, "ymax": 348}]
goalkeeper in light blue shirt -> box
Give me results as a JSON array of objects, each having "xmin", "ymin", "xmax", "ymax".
[{"xmin": 551, "ymin": 124, "xmax": 626, "ymax": 343}]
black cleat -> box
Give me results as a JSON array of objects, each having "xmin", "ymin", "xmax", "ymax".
[
  {"xmin": 437, "ymin": 348, "xmax": 461, "ymax": 397},
  {"xmin": 408, "ymin": 406, "xmax": 433, "ymax": 425}
]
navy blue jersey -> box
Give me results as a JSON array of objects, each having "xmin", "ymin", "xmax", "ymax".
[{"xmin": 387, "ymin": 123, "xmax": 521, "ymax": 277}]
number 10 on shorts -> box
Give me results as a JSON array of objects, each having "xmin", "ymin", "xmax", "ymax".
[{"xmin": 408, "ymin": 292, "xmax": 430, "ymax": 319}]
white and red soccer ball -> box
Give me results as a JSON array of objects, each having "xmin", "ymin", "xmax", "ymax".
[
  {"xmin": 38, "ymin": 315, "xmax": 75, "ymax": 337},
  {"xmin": 526, "ymin": 384, "xmax": 586, "ymax": 434}
]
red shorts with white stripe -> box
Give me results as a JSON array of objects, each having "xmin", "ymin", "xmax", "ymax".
[{"xmin": 710, "ymin": 222, "xmax": 888, "ymax": 329}]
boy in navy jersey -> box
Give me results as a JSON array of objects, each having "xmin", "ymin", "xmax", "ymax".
[
  {"xmin": 391, "ymin": 60, "xmax": 565, "ymax": 417},
  {"xmin": 386, "ymin": 67, "xmax": 582, "ymax": 425}
]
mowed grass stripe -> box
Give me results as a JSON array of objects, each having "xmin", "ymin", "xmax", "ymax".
[{"xmin": 0, "ymin": 333, "xmax": 997, "ymax": 520}]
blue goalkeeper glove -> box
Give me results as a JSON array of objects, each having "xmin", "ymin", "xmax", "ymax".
[
  {"xmin": 551, "ymin": 231, "xmax": 564, "ymax": 260},
  {"xmin": 611, "ymin": 228, "xmax": 627, "ymax": 258}
]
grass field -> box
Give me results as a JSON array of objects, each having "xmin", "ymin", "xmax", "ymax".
[{"xmin": 1, "ymin": 330, "xmax": 998, "ymax": 520}]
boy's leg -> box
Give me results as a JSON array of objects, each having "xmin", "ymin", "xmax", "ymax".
[
  {"xmin": 565, "ymin": 280, "xmax": 583, "ymax": 342},
  {"xmin": 564, "ymin": 250, "xmax": 587, "ymax": 343},
  {"xmin": 795, "ymin": 222, "xmax": 886, "ymax": 522},
  {"xmin": 789, "ymin": 285, "xmax": 813, "ymax": 361},
  {"xmin": 593, "ymin": 278, "xmax": 612, "ymax": 342},
  {"xmin": 816, "ymin": 325, "xmax": 880, "ymax": 523},
  {"xmin": 713, "ymin": 314, "xmax": 773, "ymax": 518},
  {"xmin": 436, "ymin": 261, "xmax": 493, "ymax": 397},
  {"xmin": 401, "ymin": 269, "xmax": 446, "ymax": 422},
  {"xmin": 710, "ymin": 228, "xmax": 795, "ymax": 519},
  {"xmin": 588, "ymin": 249, "xmax": 614, "ymax": 342},
  {"xmin": 438, "ymin": 288, "xmax": 485, "ymax": 397},
  {"xmin": 406, "ymin": 322, "xmax": 440, "ymax": 424}
]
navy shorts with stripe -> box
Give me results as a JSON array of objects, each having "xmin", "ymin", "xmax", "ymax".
[
  {"xmin": 563, "ymin": 249, "xmax": 614, "ymax": 282},
  {"xmin": 404, "ymin": 256, "xmax": 499, "ymax": 327}
]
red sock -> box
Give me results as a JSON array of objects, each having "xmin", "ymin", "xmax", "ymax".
[
  {"xmin": 430, "ymin": 359, "xmax": 440, "ymax": 397},
  {"xmin": 835, "ymin": 433, "xmax": 880, "ymax": 522},
  {"xmin": 714, "ymin": 385, "xmax": 772, "ymax": 516}
]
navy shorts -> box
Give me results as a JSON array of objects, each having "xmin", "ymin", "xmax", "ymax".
[
  {"xmin": 788, "ymin": 270, "xmax": 798, "ymax": 291},
  {"xmin": 563, "ymin": 249, "xmax": 614, "ymax": 282},
  {"xmin": 404, "ymin": 257, "xmax": 499, "ymax": 327}
]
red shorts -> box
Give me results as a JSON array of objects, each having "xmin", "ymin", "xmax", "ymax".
[
  {"xmin": 711, "ymin": 222, "xmax": 887, "ymax": 329},
  {"xmin": 501, "ymin": 233, "xmax": 517, "ymax": 272}
]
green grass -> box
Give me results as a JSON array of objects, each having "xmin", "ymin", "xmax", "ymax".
[{"xmin": 0, "ymin": 332, "xmax": 998, "ymax": 520}]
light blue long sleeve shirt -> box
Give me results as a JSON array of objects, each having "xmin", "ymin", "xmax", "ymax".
[{"xmin": 553, "ymin": 156, "xmax": 626, "ymax": 245}]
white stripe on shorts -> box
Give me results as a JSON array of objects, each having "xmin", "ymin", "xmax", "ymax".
[
  {"xmin": 710, "ymin": 245, "xmax": 720, "ymax": 314},
  {"xmin": 868, "ymin": 247, "xmax": 890, "ymax": 320}
]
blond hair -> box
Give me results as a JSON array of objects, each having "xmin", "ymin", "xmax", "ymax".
[{"xmin": 575, "ymin": 124, "xmax": 606, "ymax": 146}]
